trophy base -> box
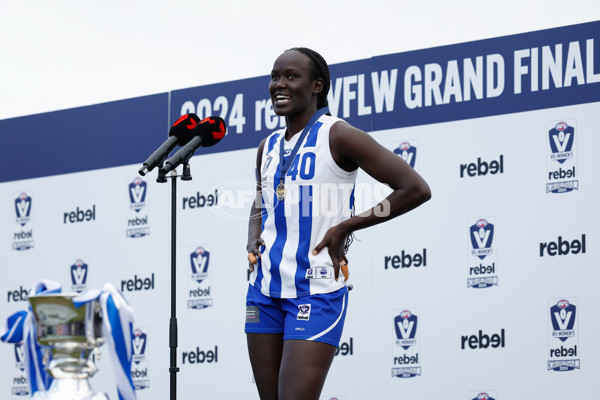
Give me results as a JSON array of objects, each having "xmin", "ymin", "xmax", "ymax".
[{"xmin": 31, "ymin": 378, "xmax": 109, "ymax": 400}]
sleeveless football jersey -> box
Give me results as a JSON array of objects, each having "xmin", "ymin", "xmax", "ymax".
[{"xmin": 249, "ymin": 114, "xmax": 358, "ymax": 298}]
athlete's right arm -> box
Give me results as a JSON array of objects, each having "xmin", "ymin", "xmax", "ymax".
[{"xmin": 246, "ymin": 138, "xmax": 267, "ymax": 269}]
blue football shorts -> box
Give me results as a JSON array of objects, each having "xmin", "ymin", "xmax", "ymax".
[{"xmin": 244, "ymin": 283, "xmax": 349, "ymax": 347}]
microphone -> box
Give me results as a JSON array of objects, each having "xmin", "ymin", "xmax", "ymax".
[
  {"xmin": 138, "ymin": 113, "xmax": 200, "ymax": 176},
  {"xmin": 160, "ymin": 116, "xmax": 226, "ymax": 174}
]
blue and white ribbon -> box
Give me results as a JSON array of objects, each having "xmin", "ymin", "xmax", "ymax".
[
  {"xmin": 1, "ymin": 279, "xmax": 61, "ymax": 396},
  {"xmin": 74, "ymin": 282, "xmax": 137, "ymax": 400}
]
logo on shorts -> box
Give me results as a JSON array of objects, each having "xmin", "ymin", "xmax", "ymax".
[
  {"xmin": 393, "ymin": 141, "xmax": 417, "ymax": 168},
  {"xmin": 297, "ymin": 304, "xmax": 311, "ymax": 321}
]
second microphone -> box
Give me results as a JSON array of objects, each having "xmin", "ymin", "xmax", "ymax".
[{"xmin": 160, "ymin": 116, "xmax": 227, "ymax": 174}]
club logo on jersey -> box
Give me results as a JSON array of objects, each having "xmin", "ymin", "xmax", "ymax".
[
  {"xmin": 394, "ymin": 310, "xmax": 418, "ymax": 349},
  {"xmin": 546, "ymin": 120, "xmax": 578, "ymax": 194},
  {"xmin": 548, "ymin": 122, "xmax": 574, "ymax": 164},
  {"xmin": 70, "ymin": 259, "xmax": 88, "ymax": 293},
  {"xmin": 132, "ymin": 329, "xmax": 147, "ymax": 364},
  {"xmin": 393, "ymin": 142, "xmax": 417, "ymax": 168},
  {"xmin": 15, "ymin": 193, "xmax": 32, "ymax": 226},
  {"xmin": 391, "ymin": 307, "xmax": 421, "ymax": 378},
  {"xmin": 190, "ymin": 247, "xmax": 210, "ymax": 284},
  {"xmin": 548, "ymin": 297, "xmax": 580, "ymax": 372},
  {"xmin": 297, "ymin": 304, "xmax": 311, "ymax": 321},
  {"xmin": 129, "ymin": 177, "xmax": 147, "ymax": 212},
  {"xmin": 470, "ymin": 219, "xmax": 494, "ymax": 259},
  {"xmin": 550, "ymin": 299, "xmax": 576, "ymax": 342}
]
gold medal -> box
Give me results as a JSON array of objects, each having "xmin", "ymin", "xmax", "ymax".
[{"xmin": 276, "ymin": 182, "xmax": 286, "ymax": 200}]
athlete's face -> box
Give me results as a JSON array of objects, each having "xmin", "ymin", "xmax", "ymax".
[{"xmin": 269, "ymin": 50, "xmax": 323, "ymax": 117}]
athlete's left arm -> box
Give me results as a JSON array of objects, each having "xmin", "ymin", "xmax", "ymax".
[{"xmin": 313, "ymin": 121, "xmax": 431, "ymax": 277}]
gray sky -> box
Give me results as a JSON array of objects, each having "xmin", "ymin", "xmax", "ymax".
[{"xmin": 1, "ymin": 0, "xmax": 599, "ymax": 120}]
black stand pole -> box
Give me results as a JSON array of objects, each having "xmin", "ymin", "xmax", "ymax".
[{"xmin": 156, "ymin": 162, "xmax": 192, "ymax": 400}]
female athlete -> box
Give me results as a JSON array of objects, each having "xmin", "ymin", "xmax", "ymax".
[{"xmin": 245, "ymin": 47, "xmax": 431, "ymax": 400}]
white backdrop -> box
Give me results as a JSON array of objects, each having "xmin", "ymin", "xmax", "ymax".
[{"xmin": 1, "ymin": 22, "xmax": 599, "ymax": 400}]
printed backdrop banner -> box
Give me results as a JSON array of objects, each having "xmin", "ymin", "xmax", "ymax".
[{"xmin": 0, "ymin": 21, "xmax": 598, "ymax": 399}]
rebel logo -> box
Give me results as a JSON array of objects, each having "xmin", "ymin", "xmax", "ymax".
[
  {"xmin": 393, "ymin": 142, "xmax": 417, "ymax": 168},
  {"xmin": 539, "ymin": 234, "xmax": 586, "ymax": 257},
  {"xmin": 550, "ymin": 299, "xmax": 576, "ymax": 342},
  {"xmin": 15, "ymin": 193, "xmax": 32, "ymax": 226},
  {"xmin": 7, "ymin": 285, "xmax": 30, "ymax": 302},
  {"xmin": 470, "ymin": 219, "xmax": 494, "ymax": 259},
  {"xmin": 394, "ymin": 310, "xmax": 417, "ymax": 350},
  {"xmin": 121, "ymin": 274, "xmax": 155, "ymax": 292},
  {"xmin": 460, "ymin": 155, "xmax": 504, "ymax": 178},
  {"xmin": 129, "ymin": 178, "xmax": 147, "ymax": 212},
  {"xmin": 181, "ymin": 346, "xmax": 219, "ymax": 364},
  {"xmin": 182, "ymin": 190, "xmax": 219, "ymax": 209},
  {"xmin": 63, "ymin": 205, "xmax": 96, "ymax": 224},
  {"xmin": 70, "ymin": 259, "xmax": 88, "ymax": 292},
  {"xmin": 384, "ymin": 249, "xmax": 427, "ymax": 269},
  {"xmin": 549, "ymin": 122, "xmax": 574, "ymax": 164},
  {"xmin": 132, "ymin": 329, "xmax": 147, "ymax": 364},
  {"xmin": 190, "ymin": 247, "xmax": 210, "ymax": 284},
  {"xmin": 461, "ymin": 329, "xmax": 505, "ymax": 349}
]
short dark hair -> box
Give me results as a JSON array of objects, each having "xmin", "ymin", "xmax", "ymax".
[{"xmin": 287, "ymin": 47, "xmax": 330, "ymax": 109}]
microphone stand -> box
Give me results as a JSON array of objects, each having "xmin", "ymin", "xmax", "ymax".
[{"xmin": 156, "ymin": 161, "xmax": 192, "ymax": 400}]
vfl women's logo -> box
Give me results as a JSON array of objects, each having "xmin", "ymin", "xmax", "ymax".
[
  {"xmin": 549, "ymin": 122, "xmax": 574, "ymax": 164},
  {"xmin": 393, "ymin": 142, "xmax": 417, "ymax": 168},
  {"xmin": 70, "ymin": 259, "xmax": 89, "ymax": 293},
  {"xmin": 14, "ymin": 343, "xmax": 25, "ymax": 371},
  {"xmin": 470, "ymin": 219, "xmax": 494, "ymax": 259},
  {"xmin": 15, "ymin": 193, "xmax": 32, "ymax": 226},
  {"xmin": 129, "ymin": 178, "xmax": 147, "ymax": 212},
  {"xmin": 190, "ymin": 247, "xmax": 210, "ymax": 284},
  {"xmin": 473, "ymin": 393, "xmax": 495, "ymax": 400},
  {"xmin": 297, "ymin": 304, "xmax": 311, "ymax": 321},
  {"xmin": 394, "ymin": 310, "xmax": 417, "ymax": 349},
  {"xmin": 132, "ymin": 329, "xmax": 148, "ymax": 364},
  {"xmin": 550, "ymin": 299, "xmax": 576, "ymax": 342}
]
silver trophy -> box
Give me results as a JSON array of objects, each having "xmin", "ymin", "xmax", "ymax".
[{"xmin": 28, "ymin": 293, "xmax": 109, "ymax": 400}]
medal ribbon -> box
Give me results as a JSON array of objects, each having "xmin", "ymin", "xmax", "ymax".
[{"xmin": 277, "ymin": 107, "xmax": 329, "ymax": 196}]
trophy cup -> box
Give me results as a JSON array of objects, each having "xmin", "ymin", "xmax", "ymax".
[{"xmin": 28, "ymin": 293, "xmax": 109, "ymax": 400}]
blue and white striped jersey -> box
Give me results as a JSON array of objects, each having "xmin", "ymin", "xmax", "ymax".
[{"xmin": 249, "ymin": 114, "xmax": 357, "ymax": 298}]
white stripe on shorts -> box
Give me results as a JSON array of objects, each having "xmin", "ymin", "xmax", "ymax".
[{"xmin": 307, "ymin": 292, "xmax": 347, "ymax": 341}]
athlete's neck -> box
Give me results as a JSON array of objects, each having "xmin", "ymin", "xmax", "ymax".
[{"xmin": 285, "ymin": 107, "xmax": 319, "ymax": 140}]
